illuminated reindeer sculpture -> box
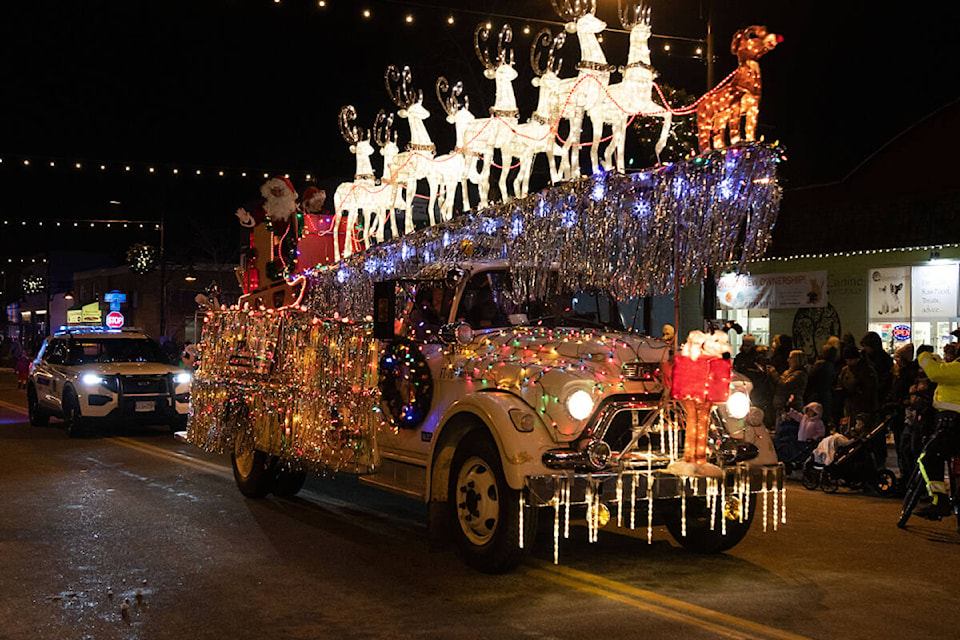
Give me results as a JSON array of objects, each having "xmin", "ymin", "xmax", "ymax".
[
  {"xmin": 589, "ymin": 1, "xmax": 671, "ymax": 172},
  {"xmin": 429, "ymin": 77, "xmax": 476, "ymax": 222},
  {"xmin": 464, "ymin": 23, "xmax": 521, "ymax": 208},
  {"xmin": 512, "ymin": 28, "xmax": 567, "ymax": 199},
  {"xmin": 370, "ymin": 109, "xmax": 402, "ymax": 243},
  {"xmin": 332, "ymin": 105, "xmax": 376, "ymax": 260},
  {"xmin": 551, "ymin": 0, "xmax": 615, "ymax": 180},
  {"xmin": 384, "ymin": 65, "xmax": 439, "ymax": 233}
]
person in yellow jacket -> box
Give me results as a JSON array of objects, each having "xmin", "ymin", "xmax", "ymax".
[{"xmin": 914, "ymin": 344, "xmax": 960, "ymax": 519}]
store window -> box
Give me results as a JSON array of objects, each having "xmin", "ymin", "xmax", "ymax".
[{"xmin": 866, "ymin": 264, "xmax": 959, "ymax": 353}]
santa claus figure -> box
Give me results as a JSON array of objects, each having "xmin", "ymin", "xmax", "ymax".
[
  {"xmin": 667, "ymin": 330, "xmax": 733, "ymax": 478},
  {"xmin": 235, "ymin": 176, "xmax": 300, "ymax": 290}
]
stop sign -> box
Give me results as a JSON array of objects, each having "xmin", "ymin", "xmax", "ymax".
[{"xmin": 106, "ymin": 311, "xmax": 125, "ymax": 329}]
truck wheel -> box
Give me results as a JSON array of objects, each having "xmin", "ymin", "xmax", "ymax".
[
  {"xmin": 448, "ymin": 431, "xmax": 534, "ymax": 574},
  {"xmin": 663, "ymin": 494, "xmax": 757, "ymax": 553},
  {"xmin": 27, "ymin": 386, "xmax": 49, "ymax": 426},
  {"xmin": 272, "ymin": 466, "xmax": 307, "ymax": 498},
  {"xmin": 62, "ymin": 389, "xmax": 86, "ymax": 438},
  {"xmin": 231, "ymin": 430, "xmax": 273, "ymax": 499}
]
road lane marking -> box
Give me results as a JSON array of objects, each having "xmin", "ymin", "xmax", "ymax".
[
  {"xmin": 526, "ymin": 561, "xmax": 812, "ymax": 640},
  {"xmin": 110, "ymin": 437, "xmax": 232, "ymax": 478},
  {"xmin": 0, "ymin": 399, "xmax": 28, "ymax": 415}
]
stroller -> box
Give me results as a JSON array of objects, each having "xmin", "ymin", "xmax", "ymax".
[
  {"xmin": 773, "ymin": 417, "xmax": 820, "ymax": 475},
  {"xmin": 801, "ymin": 416, "xmax": 898, "ymax": 496}
]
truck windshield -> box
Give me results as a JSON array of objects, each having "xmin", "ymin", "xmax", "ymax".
[
  {"xmin": 66, "ymin": 338, "xmax": 169, "ymax": 365},
  {"xmin": 458, "ymin": 270, "xmax": 624, "ymax": 331}
]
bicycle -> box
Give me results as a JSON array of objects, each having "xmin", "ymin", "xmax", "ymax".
[{"xmin": 897, "ymin": 412, "xmax": 960, "ymax": 531}]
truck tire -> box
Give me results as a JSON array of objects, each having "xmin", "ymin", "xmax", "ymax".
[
  {"xmin": 231, "ymin": 426, "xmax": 273, "ymax": 499},
  {"xmin": 448, "ymin": 430, "xmax": 535, "ymax": 573},
  {"xmin": 271, "ymin": 465, "xmax": 307, "ymax": 497},
  {"xmin": 62, "ymin": 389, "xmax": 86, "ymax": 438},
  {"xmin": 663, "ymin": 494, "xmax": 756, "ymax": 553},
  {"xmin": 27, "ymin": 385, "xmax": 49, "ymax": 426}
]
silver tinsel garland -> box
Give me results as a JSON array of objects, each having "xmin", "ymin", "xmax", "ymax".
[{"xmin": 302, "ymin": 143, "xmax": 782, "ymax": 321}]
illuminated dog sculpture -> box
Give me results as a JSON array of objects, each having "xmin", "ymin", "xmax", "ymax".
[{"xmin": 696, "ymin": 25, "xmax": 781, "ymax": 153}]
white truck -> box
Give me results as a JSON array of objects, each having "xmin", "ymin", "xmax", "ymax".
[
  {"xmin": 188, "ymin": 261, "xmax": 783, "ymax": 573},
  {"xmin": 187, "ymin": 145, "xmax": 786, "ymax": 572}
]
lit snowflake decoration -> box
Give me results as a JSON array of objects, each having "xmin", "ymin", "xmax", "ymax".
[
  {"xmin": 21, "ymin": 274, "xmax": 46, "ymax": 295},
  {"xmin": 126, "ymin": 243, "xmax": 159, "ymax": 275}
]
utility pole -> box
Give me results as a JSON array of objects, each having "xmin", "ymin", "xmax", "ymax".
[
  {"xmin": 159, "ymin": 214, "xmax": 166, "ymax": 337},
  {"xmin": 702, "ymin": 0, "xmax": 717, "ymax": 329}
]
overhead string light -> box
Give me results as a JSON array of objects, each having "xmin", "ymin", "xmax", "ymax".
[
  {"xmin": 0, "ymin": 154, "xmax": 316, "ymax": 185},
  {"xmin": 280, "ymin": 0, "xmax": 707, "ymax": 59},
  {"xmin": 1, "ymin": 218, "xmax": 162, "ymax": 231}
]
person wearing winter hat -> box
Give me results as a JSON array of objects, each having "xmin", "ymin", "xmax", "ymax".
[{"xmin": 784, "ymin": 401, "xmax": 826, "ymax": 441}]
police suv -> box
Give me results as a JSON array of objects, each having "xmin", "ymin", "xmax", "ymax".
[{"xmin": 27, "ymin": 327, "xmax": 192, "ymax": 436}]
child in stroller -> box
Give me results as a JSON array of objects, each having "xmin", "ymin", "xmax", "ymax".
[
  {"xmin": 774, "ymin": 401, "xmax": 825, "ymax": 474},
  {"xmin": 802, "ymin": 414, "xmax": 897, "ymax": 495}
]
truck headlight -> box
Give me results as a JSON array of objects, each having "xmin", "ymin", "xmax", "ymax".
[
  {"xmin": 173, "ymin": 372, "xmax": 193, "ymax": 385},
  {"xmin": 725, "ymin": 391, "xmax": 750, "ymax": 419},
  {"xmin": 81, "ymin": 373, "xmax": 105, "ymax": 387},
  {"xmin": 565, "ymin": 389, "xmax": 595, "ymax": 421}
]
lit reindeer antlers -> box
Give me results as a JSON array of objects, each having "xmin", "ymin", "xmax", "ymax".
[
  {"xmin": 618, "ymin": 0, "xmax": 651, "ymax": 29},
  {"xmin": 436, "ymin": 76, "xmax": 466, "ymax": 119},
  {"xmin": 384, "ymin": 65, "xmax": 422, "ymax": 110},
  {"xmin": 338, "ymin": 105, "xmax": 368, "ymax": 146},
  {"xmin": 551, "ymin": 0, "xmax": 596, "ymax": 21},
  {"xmin": 474, "ymin": 23, "xmax": 514, "ymax": 71},
  {"xmin": 530, "ymin": 27, "xmax": 566, "ymax": 77},
  {"xmin": 373, "ymin": 109, "xmax": 397, "ymax": 147}
]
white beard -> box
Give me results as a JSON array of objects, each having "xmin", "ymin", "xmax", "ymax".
[{"xmin": 263, "ymin": 193, "xmax": 297, "ymax": 222}]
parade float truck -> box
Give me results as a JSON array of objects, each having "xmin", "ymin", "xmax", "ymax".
[{"xmin": 185, "ymin": 143, "xmax": 787, "ymax": 573}]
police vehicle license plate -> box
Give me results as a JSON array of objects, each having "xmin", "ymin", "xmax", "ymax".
[{"xmin": 135, "ymin": 400, "xmax": 155, "ymax": 412}]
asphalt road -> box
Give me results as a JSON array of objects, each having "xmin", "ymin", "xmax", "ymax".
[{"xmin": 1, "ymin": 370, "xmax": 958, "ymax": 640}]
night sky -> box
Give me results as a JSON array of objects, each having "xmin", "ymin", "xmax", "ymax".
[{"xmin": 2, "ymin": 0, "xmax": 959, "ymax": 265}]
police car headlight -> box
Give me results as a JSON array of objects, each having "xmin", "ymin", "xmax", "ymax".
[
  {"xmin": 81, "ymin": 373, "xmax": 105, "ymax": 387},
  {"xmin": 173, "ymin": 372, "xmax": 193, "ymax": 385},
  {"xmin": 565, "ymin": 389, "xmax": 595, "ymax": 421},
  {"xmin": 725, "ymin": 391, "xmax": 751, "ymax": 420}
]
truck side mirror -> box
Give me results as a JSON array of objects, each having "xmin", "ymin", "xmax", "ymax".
[{"xmin": 373, "ymin": 280, "xmax": 396, "ymax": 341}]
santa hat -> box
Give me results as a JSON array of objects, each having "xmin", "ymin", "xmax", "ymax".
[
  {"xmin": 302, "ymin": 186, "xmax": 325, "ymax": 204},
  {"xmin": 261, "ymin": 175, "xmax": 298, "ymax": 200}
]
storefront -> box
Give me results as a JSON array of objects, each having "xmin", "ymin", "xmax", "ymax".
[
  {"xmin": 866, "ymin": 263, "xmax": 959, "ymax": 352},
  {"xmin": 712, "ymin": 246, "xmax": 960, "ymax": 357}
]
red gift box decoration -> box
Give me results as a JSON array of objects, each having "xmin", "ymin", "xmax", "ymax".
[{"xmin": 671, "ymin": 354, "xmax": 732, "ymax": 403}]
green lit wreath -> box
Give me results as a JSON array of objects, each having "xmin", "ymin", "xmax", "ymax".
[
  {"xmin": 379, "ymin": 340, "xmax": 433, "ymax": 429},
  {"xmin": 126, "ymin": 243, "xmax": 159, "ymax": 275}
]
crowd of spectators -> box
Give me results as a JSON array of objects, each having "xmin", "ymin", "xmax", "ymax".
[{"xmin": 733, "ymin": 330, "xmax": 952, "ymax": 475}]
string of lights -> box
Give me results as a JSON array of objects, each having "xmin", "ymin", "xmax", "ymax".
[
  {"xmin": 752, "ymin": 244, "xmax": 960, "ymax": 263},
  {"xmin": 1, "ymin": 218, "xmax": 161, "ymax": 230},
  {"xmin": 0, "ymin": 156, "xmax": 311, "ymax": 185},
  {"xmin": 287, "ymin": 0, "xmax": 707, "ymax": 54}
]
